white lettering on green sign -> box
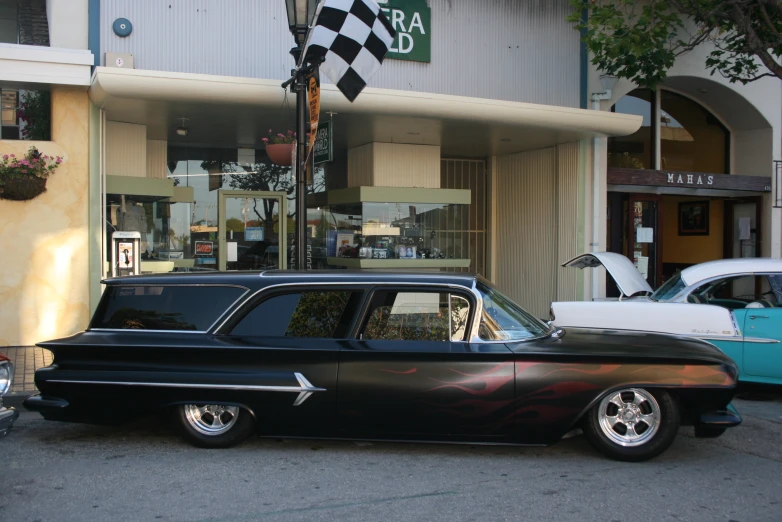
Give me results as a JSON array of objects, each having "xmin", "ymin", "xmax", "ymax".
[{"xmin": 378, "ymin": 0, "xmax": 431, "ymax": 63}]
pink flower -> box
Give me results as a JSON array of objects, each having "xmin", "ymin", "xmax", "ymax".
[
  {"xmin": 277, "ymin": 133, "xmax": 285, "ymax": 138},
  {"xmin": 2, "ymin": 155, "xmax": 7, "ymax": 160},
  {"xmin": 56, "ymin": 158, "xmax": 62, "ymax": 164},
  {"xmin": 10, "ymin": 154, "xmax": 15, "ymax": 158},
  {"xmin": 21, "ymin": 169, "xmax": 27, "ymax": 174},
  {"xmin": 262, "ymin": 137, "xmax": 269, "ymax": 143},
  {"xmin": 268, "ymin": 129, "xmax": 272, "ymax": 133}
]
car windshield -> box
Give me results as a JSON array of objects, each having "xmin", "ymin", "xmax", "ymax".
[
  {"xmin": 651, "ymin": 273, "xmax": 686, "ymax": 302},
  {"xmin": 476, "ymin": 281, "xmax": 553, "ymax": 341}
]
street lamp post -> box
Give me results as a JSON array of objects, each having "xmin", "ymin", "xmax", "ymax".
[{"xmin": 284, "ymin": 0, "xmax": 318, "ymax": 270}]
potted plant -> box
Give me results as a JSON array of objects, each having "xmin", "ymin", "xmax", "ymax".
[
  {"xmin": 0, "ymin": 147, "xmax": 63, "ymax": 201},
  {"xmin": 263, "ymin": 129, "xmax": 296, "ymax": 167}
]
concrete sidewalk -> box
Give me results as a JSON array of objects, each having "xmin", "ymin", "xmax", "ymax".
[{"xmin": 2, "ymin": 346, "xmax": 52, "ymax": 397}]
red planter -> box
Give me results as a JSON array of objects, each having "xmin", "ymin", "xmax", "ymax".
[{"xmin": 265, "ymin": 144, "xmax": 294, "ymax": 167}]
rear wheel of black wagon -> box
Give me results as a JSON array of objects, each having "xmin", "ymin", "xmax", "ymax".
[
  {"xmin": 582, "ymin": 388, "xmax": 679, "ymax": 462},
  {"xmin": 175, "ymin": 404, "xmax": 255, "ymax": 448}
]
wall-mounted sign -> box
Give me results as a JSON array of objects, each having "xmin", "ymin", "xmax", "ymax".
[
  {"xmin": 608, "ymin": 168, "xmax": 772, "ymax": 193},
  {"xmin": 314, "ymin": 120, "xmax": 333, "ymax": 165},
  {"xmin": 195, "ymin": 241, "xmax": 214, "ymax": 255},
  {"xmin": 378, "ymin": 0, "xmax": 431, "ymax": 63}
]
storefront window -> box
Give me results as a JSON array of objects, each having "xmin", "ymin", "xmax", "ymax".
[
  {"xmin": 315, "ymin": 201, "xmax": 468, "ymax": 263},
  {"xmin": 609, "ymin": 89, "xmax": 654, "ymax": 169},
  {"xmin": 660, "ymin": 90, "xmax": 729, "ymax": 174}
]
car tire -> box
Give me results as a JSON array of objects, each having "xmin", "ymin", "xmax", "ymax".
[
  {"xmin": 582, "ymin": 388, "xmax": 679, "ymax": 462},
  {"xmin": 174, "ymin": 403, "xmax": 255, "ymax": 449}
]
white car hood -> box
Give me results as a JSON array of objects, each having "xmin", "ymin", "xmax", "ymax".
[{"xmin": 563, "ymin": 252, "xmax": 653, "ymax": 297}]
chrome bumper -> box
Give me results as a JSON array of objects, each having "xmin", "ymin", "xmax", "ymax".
[{"xmin": 0, "ymin": 406, "xmax": 19, "ymax": 437}]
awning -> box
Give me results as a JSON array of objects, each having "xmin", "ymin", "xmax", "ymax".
[{"xmin": 89, "ymin": 67, "xmax": 642, "ymax": 156}]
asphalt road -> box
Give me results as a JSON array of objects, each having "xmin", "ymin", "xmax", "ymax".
[{"xmin": 2, "ymin": 396, "xmax": 782, "ymax": 522}]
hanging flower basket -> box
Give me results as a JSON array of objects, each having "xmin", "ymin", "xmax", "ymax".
[
  {"xmin": 0, "ymin": 147, "xmax": 62, "ymax": 201},
  {"xmin": 265, "ymin": 144, "xmax": 294, "ymax": 166},
  {"xmin": 263, "ymin": 129, "xmax": 297, "ymax": 167},
  {"xmin": 0, "ymin": 173, "xmax": 48, "ymax": 201}
]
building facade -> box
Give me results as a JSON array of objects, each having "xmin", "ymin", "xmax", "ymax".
[{"xmin": 1, "ymin": 0, "xmax": 779, "ymax": 347}]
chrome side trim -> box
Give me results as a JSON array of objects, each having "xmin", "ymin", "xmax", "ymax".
[
  {"xmin": 88, "ymin": 328, "xmax": 206, "ymax": 334},
  {"xmin": 48, "ymin": 371, "xmax": 326, "ymax": 406},
  {"xmin": 743, "ymin": 337, "xmax": 781, "ymax": 344}
]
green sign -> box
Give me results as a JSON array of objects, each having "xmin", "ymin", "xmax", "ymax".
[
  {"xmin": 379, "ymin": 0, "xmax": 431, "ymax": 63},
  {"xmin": 314, "ymin": 120, "xmax": 332, "ymax": 164}
]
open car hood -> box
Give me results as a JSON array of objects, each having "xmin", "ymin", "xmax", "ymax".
[{"xmin": 562, "ymin": 252, "xmax": 653, "ymax": 297}]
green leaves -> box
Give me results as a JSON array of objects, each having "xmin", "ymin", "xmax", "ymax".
[{"xmin": 571, "ymin": 0, "xmax": 782, "ymax": 86}]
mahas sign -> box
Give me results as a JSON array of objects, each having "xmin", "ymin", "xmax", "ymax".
[{"xmin": 608, "ymin": 168, "xmax": 772, "ymax": 193}]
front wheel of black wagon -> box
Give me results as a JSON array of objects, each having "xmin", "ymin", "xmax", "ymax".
[
  {"xmin": 582, "ymin": 388, "xmax": 679, "ymax": 462},
  {"xmin": 174, "ymin": 404, "xmax": 255, "ymax": 448}
]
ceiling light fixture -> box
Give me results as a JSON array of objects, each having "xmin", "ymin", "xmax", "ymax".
[{"xmin": 176, "ymin": 118, "xmax": 189, "ymax": 137}]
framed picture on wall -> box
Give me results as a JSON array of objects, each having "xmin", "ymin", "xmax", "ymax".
[{"xmin": 678, "ymin": 201, "xmax": 710, "ymax": 236}]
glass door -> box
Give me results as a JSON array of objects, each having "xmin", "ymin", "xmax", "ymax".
[
  {"xmin": 627, "ymin": 194, "xmax": 661, "ymax": 289},
  {"xmin": 218, "ymin": 190, "xmax": 287, "ymax": 271}
]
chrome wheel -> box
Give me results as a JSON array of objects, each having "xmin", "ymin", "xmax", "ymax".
[
  {"xmin": 598, "ymin": 388, "xmax": 661, "ymax": 447},
  {"xmin": 183, "ymin": 404, "xmax": 239, "ymax": 436}
]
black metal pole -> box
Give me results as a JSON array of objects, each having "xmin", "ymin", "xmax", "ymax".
[{"xmin": 290, "ymin": 47, "xmax": 308, "ymax": 271}]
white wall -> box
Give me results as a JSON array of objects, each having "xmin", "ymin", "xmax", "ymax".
[{"xmin": 47, "ymin": 0, "xmax": 88, "ymax": 50}]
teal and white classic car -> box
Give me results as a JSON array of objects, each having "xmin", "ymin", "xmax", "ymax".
[{"xmin": 551, "ymin": 253, "xmax": 782, "ymax": 386}]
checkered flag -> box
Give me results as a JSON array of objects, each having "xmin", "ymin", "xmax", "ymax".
[{"xmin": 302, "ymin": 0, "xmax": 396, "ymax": 102}]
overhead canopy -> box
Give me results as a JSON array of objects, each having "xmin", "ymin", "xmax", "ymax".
[{"xmin": 89, "ymin": 67, "xmax": 642, "ymax": 157}]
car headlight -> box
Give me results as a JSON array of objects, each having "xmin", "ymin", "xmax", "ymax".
[{"xmin": 0, "ymin": 361, "xmax": 12, "ymax": 396}]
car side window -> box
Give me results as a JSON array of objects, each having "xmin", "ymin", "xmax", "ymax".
[
  {"xmin": 360, "ymin": 291, "xmax": 471, "ymax": 342},
  {"xmin": 689, "ymin": 275, "xmax": 780, "ymax": 309},
  {"xmin": 230, "ymin": 290, "xmax": 362, "ymax": 338},
  {"xmin": 91, "ymin": 285, "xmax": 246, "ymax": 331}
]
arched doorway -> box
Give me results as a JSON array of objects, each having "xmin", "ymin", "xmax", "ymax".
[{"xmin": 605, "ymin": 85, "xmax": 772, "ymax": 295}]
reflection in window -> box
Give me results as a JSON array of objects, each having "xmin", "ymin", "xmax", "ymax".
[
  {"xmin": 230, "ymin": 291, "xmax": 357, "ymax": 338},
  {"xmin": 92, "ymin": 285, "xmax": 245, "ymax": 331},
  {"xmin": 362, "ymin": 291, "xmax": 471, "ymax": 342},
  {"xmin": 609, "ymin": 89, "xmax": 654, "ymax": 169},
  {"xmin": 313, "ymin": 202, "xmax": 469, "ymax": 263},
  {"xmin": 0, "ymin": 0, "xmax": 18, "ymax": 44},
  {"xmin": 660, "ymin": 90, "xmax": 728, "ymax": 174},
  {"xmin": 166, "ymin": 146, "xmax": 324, "ymax": 270},
  {"xmin": 1, "ymin": 89, "xmax": 51, "ymax": 140},
  {"xmin": 477, "ymin": 282, "xmax": 551, "ymax": 341}
]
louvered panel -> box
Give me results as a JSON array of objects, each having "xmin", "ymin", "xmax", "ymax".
[
  {"xmin": 106, "ymin": 121, "xmax": 146, "ymax": 177},
  {"xmin": 146, "ymin": 140, "xmax": 168, "ymax": 179},
  {"xmin": 347, "ymin": 143, "xmax": 374, "ymax": 187},
  {"xmin": 101, "ymin": 0, "xmax": 579, "ymax": 106},
  {"xmin": 495, "ymin": 148, "xmax": 557, "ymax": 318},
  {"xmin": 556, "ymin": 142, "xmax": 581, "ymax": 301},
  {"xmin": 441, "ymin": 158, "xmax": 486, "ymax": 276}
]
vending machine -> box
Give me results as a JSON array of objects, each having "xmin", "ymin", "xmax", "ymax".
[{"xmin": 111, "ymin": 231, "xmax": 141, "ymax": 277}]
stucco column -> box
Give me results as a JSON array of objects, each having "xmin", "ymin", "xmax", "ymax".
[{"xmin": 0, "ymin": 86, "xmax": 90, "ymax": 346}]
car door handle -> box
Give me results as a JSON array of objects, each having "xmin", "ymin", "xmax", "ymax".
[{"xmin": 749, "ymin": 315, "xmax": 769, "ymax": 320}]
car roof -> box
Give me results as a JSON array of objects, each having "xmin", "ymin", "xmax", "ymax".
[
  {"xmin": 681, "ymin": 258, "xmax": 782, "ymax": 286},
  {"xmin": 102, "ymin": 270, "xmax": 479, "ymax": 290}
]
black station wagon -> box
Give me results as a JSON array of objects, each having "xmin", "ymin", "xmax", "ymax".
[{"xmin": 25, "ymin": 271, "xmax": 742, "ymax": 462}]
